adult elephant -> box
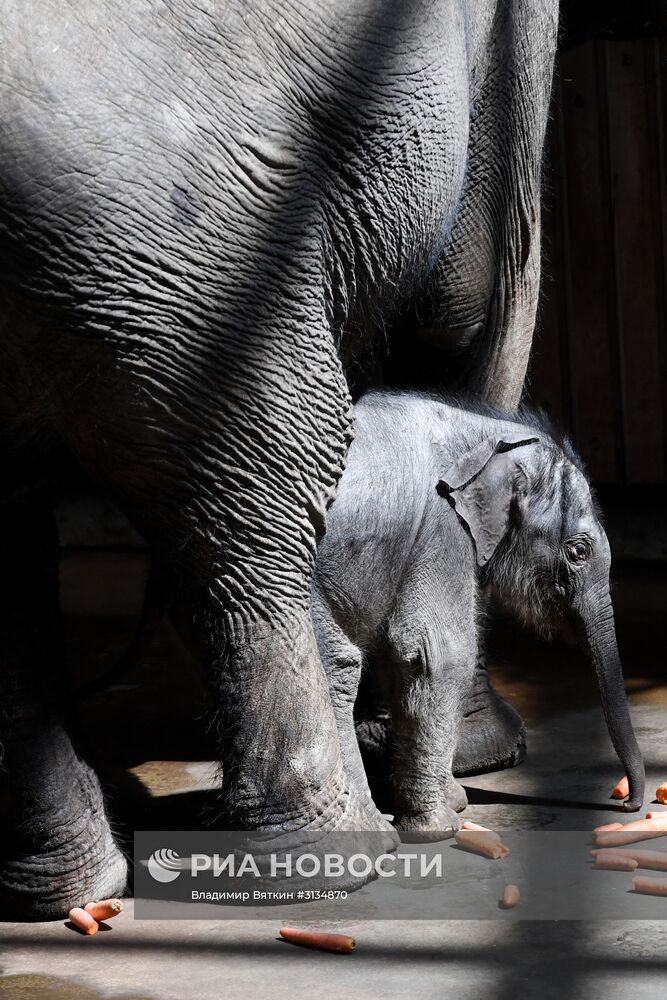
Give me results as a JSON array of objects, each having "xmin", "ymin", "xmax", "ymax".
[{"xmin": 0, "ymin": 0, "xmax": 558, "ymax": 918}]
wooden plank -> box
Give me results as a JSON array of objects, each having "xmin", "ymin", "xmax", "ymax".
[
  {"xmin": 654, "ymin": 36, "xmax": 667, "ymax": 481},
  {"xmin": 605, "ymin": 38, "xmax": 666, "ymax": 484},
  {"xmin": 558, "ymin": 42, "xmax": 622, "ymax": 484}
]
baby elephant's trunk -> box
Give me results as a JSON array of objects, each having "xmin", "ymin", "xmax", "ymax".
[{"xmin": 576, "ymin": 594, "xmax": 645, "ymax": 811}]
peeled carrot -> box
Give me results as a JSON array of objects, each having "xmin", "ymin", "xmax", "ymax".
[
  {"xmin": 590, "ymin": 848, "xmax": 667, "ymax": 871},
  {"xmin": 84, "ymin": 899, "xmax": 123, "ymax": 922},
  {"xmin": 279, "ymin": 927, "xmax": 355, "ymax": 953},
  {"xmin": 621, "ymin": 820, "xmax": 663, "ymax": 831},
  {"xmin": 593, "ymin": 821, "xmax": 667, "ymax": 848},
  {"xmin": 461, "ymin": 821, "xmax": 494, "ymax": 833},
  {"xmin": 501, "ymin": 884, "xmax": 520, "ymax": 908},
  {"xmin": 634, "ymin": 876, "xmax": 667, "ymax": 896},
  {"xmin": 455, "ymin": 831, "xmax": 509, "ymax": 860},
  {"xmin": 611, "ymin": 776, "xmax": 629, "ymax": 800},
  {"xmin": 593, "ymin": 832, "xmax": 663, "ymax": 847},
  {"xmin": 68, "ymin": 907, "xmax": 99, "ymax": 935},
  {"xmin": 656, "ymin": 785, "xmax": 667, "ymax": 805},
  {"xmin": 593, "ymin": 823, "xmax": 624, "ymax": 833},
  {"xmin": 456, "ymin": 829, "xmax": 501, "ymax": 845},
  {"xmin": 593, "ymin": 851, "xmax": 638, "ymax": 872}
]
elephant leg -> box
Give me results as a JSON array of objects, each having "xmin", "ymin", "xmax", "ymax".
[
  {"xmin": 453, "ymin": 646, "xmax": 527, "ymax": 777},
  {"xmin": 311, "ymin": 592, "xmax": 394, "ymax": 834},
  {"xmin": 201, "ymin": 608, "xmax": 391, "ymax": 838},
  {"xmin": 391, "ymin": 1, "xmax": 558, "ymax": 411},
  {"xmin": 382, "ymin": 586, "xmax": 476, "ymax": 837},
  {"xmin": 387, "ymin": 644, "xmax": 471, "ymax": 838},
  {"xmin": 60, "ymin": 324, "xmax": 395, "ymax": 856},
  {"xmin": 0, "ymin": 488, "xmax": 127, "ymax": 920},
  {"xmin": 356, "ymin": 646, "xmax": 527, "ymax": 781}
]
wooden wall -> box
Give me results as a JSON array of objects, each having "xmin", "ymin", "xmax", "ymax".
[{"xmin": 528, "ymin": 37, "xmax": 667, "ymax": 485}]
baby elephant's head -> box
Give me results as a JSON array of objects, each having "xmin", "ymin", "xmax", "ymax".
[
  {"xmin": 437, "ymin": 429, "xmax": 645, "ymax": 810},
  {"xmin": 439, "ymin": 431, "xmax": 605, "ymax": 631}
]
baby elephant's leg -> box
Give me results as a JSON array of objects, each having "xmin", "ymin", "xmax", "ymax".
[
  {"xmin": 385, "ymin": 611, "xmax": 476, "ymax": 836},
  {"xmin": 312, "ymin": 597, "xmax": 395, "ymax": 836}
]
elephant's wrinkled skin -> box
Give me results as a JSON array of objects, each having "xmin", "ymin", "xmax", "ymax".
[
  {"xmin": 0, "ymin": 0, "xmax": 558, "ymax": 917},
  {"xmin": 313, "ymin": 391, "xmax": 645, "ymax": 835}
]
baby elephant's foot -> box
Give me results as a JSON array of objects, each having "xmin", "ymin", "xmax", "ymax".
[
  {"xmin": 454, "ymin": 665, "xmax": 526, "ymax": 777},
  {"xmin": 393, "ymin": 802, "xmax": 460, "ymax": 841}
]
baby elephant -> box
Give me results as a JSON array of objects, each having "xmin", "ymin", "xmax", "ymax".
[{"xmin": 311, "ymin": 390, "xmax": 644, "ymax": 835}]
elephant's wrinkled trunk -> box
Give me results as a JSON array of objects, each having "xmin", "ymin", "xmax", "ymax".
[{"xmin": 575, "ymin": 592, "xmax": 644, "ymax": 811}]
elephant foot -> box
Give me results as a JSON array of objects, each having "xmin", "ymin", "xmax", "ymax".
[
  {"xmin": 394, "ymin": 802, "xmax": 460, "ymax": 842},
  {"xmin": 0, "ymin": 835, "xmax": 128, "ymax": 923},
  {"xmin": 393, "ymin": 773, "xmax": 466, "ymax": 841},
  {"xmin": 244, "ymin": 782, "xmax": 400, "ymax": 894},
  {"xmin": 0, "ymin": 761, "xmax": 127, "ymax": 921},
  {"xmin": 324, "ymin": 766, "xmax": 399, "ymax": 847},
  {"xmin": 346, "ymin": 781, "xmax": 398, "ymax": 838},
  {"xmin": 453, "ymin": 663, "xmax": 527, "ymax": 777},
  {"xmin": 334, "ymin": 783, "xmax": 400, "ymax": 858}
]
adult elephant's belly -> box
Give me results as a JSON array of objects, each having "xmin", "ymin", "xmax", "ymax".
[{"xmin": 0, "ymin": 0, "xmax": 471, "ymax": 400}]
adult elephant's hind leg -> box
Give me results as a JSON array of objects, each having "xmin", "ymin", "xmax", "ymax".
[
  {"xmin": 453, "ymin": 646, "xmax": 527, "ymax": 777},
  {"xmin": 0, "ymin": 489, "xmax": 127, "ymax": 919}
]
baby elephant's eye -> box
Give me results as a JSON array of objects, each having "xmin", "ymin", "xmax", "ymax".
[{"xmin": 566, "ymin": 541, "xmax": 590, "ymax": 564}]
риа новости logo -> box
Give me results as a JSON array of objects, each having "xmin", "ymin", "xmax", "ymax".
[{"xmin": 147, "ymin": 849, "xmax": 183, "ymax": 883}]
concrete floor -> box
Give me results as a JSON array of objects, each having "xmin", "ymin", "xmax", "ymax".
[{"xmin": 1, "ymin": 559, "xmax": 667, "ymax": 999}]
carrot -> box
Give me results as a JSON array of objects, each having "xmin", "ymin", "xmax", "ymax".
[
  {"xmin": 84, "ymin": 899, "xmax": 123, "ymax": 922},
  {"xmin": 593, "ymin": 823, "xmax": 624, "ymax": 833},
  {"xmin": 633, "ymin": 876, "xmax": 667, "ymax": 896},
  {"xmin": 454, "ymin": 831, "xmax": 509, "ymax": 860},
  {"xmin": 593, "ymin": 833, "xmax": 663, "ymax": 847},
  {"xmin": 279, "ymin": 927, "xmax": 356, "ymax": 953},
  {"xmin": 593, "ymin": 851, "xmax": 638, "ymax": 872},
  {"xmin": 611, "ymin": 776, "xmax": 629, "ymax": 800},
  {"xmin": 590, "ymin": 848, "xmax": 667, "ymax": 871},
  {"xmin": 501, "ymin": 884, "xmax": 520, "ymax": 908},
  {"xmin": 461, "ymin": 821, "xmax": 494, "ymax": 833},
  {"xmin": 455, "ymin": 829, "xmax": 500, "ymax": 845},
  {"xmin": 656, "ymin": 784, "xmax": 667, "ymax": 805},
  {"xmin": 593, "ymin": 821, "xmax": 667, "ymax": 848},
  {"xmin": 68, "ymin": 907, "xmax": 99, "ymax": 935}
]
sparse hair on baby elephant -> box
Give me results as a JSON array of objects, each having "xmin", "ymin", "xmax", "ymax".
[{"xmin": 311, "ymin": 390, "xmax": 645, "ymax": 836}]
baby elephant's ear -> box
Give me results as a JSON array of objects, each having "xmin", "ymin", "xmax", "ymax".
[{"xmin": 437, "ymin": 434, "xmax": 539, "ymax": 567}]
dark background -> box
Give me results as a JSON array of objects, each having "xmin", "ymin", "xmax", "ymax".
[
  {"xmin": 529, "ymin": 8, "xmax": 667, "ymax": 565},
  {"xmin": 531, "ymin": 26, "xmax": 667, "ymax": 490}
]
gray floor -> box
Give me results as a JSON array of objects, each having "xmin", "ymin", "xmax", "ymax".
[
  {"xmin": 1, "ymin": 559, "xmax": 666, "ymax": 999},
  {"xmin": 3, "ymin": 912, "xmax": 667, "ymax": 1000}
]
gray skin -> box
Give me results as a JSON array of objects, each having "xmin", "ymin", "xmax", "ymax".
[
  {"xmin": 0, "ymin": 0, "xmax": 558, "ymax": 917},
  {"xmin": 312, "ymin": 391, "xmax": 645, "ymax": 834}
]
